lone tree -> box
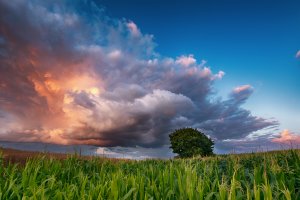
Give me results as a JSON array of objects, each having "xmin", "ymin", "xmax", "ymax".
[{"xmin": 169, "ymin": 128, "xmax": 214, "ymax": 158}]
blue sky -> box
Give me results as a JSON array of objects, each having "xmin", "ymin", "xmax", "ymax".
[
  {"xmin": 0, "ymin": 0, "xmax": 299, "ymax": 158},
  {"xmin": 98, "ymin": 0, "xmax": 300, "ymax": 133}
]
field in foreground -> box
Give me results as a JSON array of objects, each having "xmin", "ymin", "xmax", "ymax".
[{"xmin": 0, "ymin": 148, "xmax": 300, "ymax": 199}]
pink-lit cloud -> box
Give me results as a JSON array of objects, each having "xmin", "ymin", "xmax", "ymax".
[
  {"xmin": 127, "ymin": 21, "xmax": 140, "ymax": 36},
  {"xmin": 233, "ymin": 85, "xmax": 252, "ymax": 94},
  {"xmin": 272, "ymin": 129, "xmax": 300, "ymax": 145}
]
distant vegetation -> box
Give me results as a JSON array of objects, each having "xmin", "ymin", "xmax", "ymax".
[
  {"xmin": 1, "ymin": 149, "xmax": 300, "ymax": 199},
  {"xmin": 169, "ymin": 128, "xmax": 214, "ymax": 158}
]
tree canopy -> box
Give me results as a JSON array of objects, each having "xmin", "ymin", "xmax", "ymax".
[{"xmin": 169, "ymin": 128, "xmax": 214, "ymax": 158}]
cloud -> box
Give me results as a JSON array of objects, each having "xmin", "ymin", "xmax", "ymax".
[
  {"xmin": 296, "ymin": 50, "xmax": 300, "ymax": 58},
  {"xmin": 215, "ymin": 129, "xmax": 300, "ymax": 154},
  {"xmin": 175, "ymin": 55, "xmax": 197, "ymax": 67},
  {"xmin": 0, "ymin": 0, "xmax": 278, "ymax": 151},
  {"xmin": 230, "ymin": 85, "xmax": 254, "ymax": 104},
  {"xmin": 272, "ymin": 129, "xmax": 300, "ymax": 145},
  {"xmin": 214, "ymin": 71, "xmax": 225, "ymax": 79},
  {"xmin": 233, "ymin": 85, "xmax": 252, "ymax": 94},
  {"xmin": 127, "ymin": 21, "xmax": 140, "ymax": 37}
]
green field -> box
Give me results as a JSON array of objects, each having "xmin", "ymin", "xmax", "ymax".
[{"xmin": 0, "ymin": 149, "xmax": 299, "ymax": 199}]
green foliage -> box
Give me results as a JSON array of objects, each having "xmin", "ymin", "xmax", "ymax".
[
  {"xmin": 169, "ymin": 128, "xmax": 214, "ymax": 158},
  {"xmin": 0, "ymin": 149, "xmax": 300, "ymax": 199}
]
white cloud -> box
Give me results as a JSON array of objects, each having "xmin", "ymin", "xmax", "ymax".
[
  {"xmin": 175, "ymin": 54, "xmax": 197, "ymax": 67},
  {"xmin": 213, "ymin": 71, "xmax": 225, "ymax": 80}
]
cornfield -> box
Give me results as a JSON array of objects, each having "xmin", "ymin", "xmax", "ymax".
[{"xmin": 0, "ymin": 150, "xmax": 300, "ymax": 199}]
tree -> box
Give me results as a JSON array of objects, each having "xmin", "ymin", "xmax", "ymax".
[{"xmin": 169, "ymin": 128, "xmax": 214, "ymax": 158}]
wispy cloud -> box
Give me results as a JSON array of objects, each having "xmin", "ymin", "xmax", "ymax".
[
  {"xmin": 296, "ymin": 50, "xmax": 300, "ymax": 58},
  {"xmin": 0, "ymin": 0, "xmax": 278, "ymax": 152}
]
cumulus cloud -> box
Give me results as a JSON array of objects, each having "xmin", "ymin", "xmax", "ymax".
[{"xmin": 0, "ymin": 0, "xmax": 278, "ymax": 151}]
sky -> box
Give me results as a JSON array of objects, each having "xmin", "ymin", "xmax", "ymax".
[{"xmin": 0, "ymin": 0, "xmax": 299, "ymax": 158}]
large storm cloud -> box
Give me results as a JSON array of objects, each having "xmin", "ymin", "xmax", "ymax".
[{"xmin": 0, "ymin": 0, "xmax": 278, "ymax": 149}]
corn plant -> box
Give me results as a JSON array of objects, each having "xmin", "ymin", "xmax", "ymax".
[{"xmin": 0, "ymin": 149, "xmax": 299, "ymax": 199}]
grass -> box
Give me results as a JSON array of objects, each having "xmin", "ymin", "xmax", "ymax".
[{"xmin": 0, "ymin": 149, "xmax": 300, "ymax": 199}]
